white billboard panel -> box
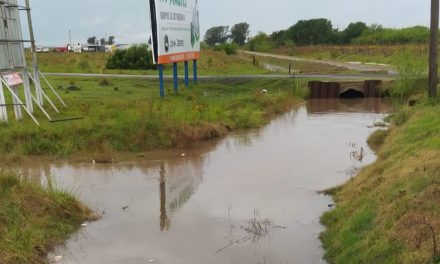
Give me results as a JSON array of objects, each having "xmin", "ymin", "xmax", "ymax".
[
  {"xmin": 0, "ymin": 0, "xmax": 27, "ymax": 72},
  {"xmin": 149, "ymin": 0, "xmax": 200, "ymax": 65}
]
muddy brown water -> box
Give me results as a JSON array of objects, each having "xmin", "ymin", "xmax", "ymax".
[{"xmin": 20, "ymin": 99, "xmax": 391, "ymax": 264}]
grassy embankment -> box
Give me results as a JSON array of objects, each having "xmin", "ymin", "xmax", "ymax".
[
  {"xmin": 0, "ymin": 76, "xmax": 308, "ymax": 159},
  {"xmin": 236, "ymin": 52, "xmax": 354, "ymax": 74},
  {"xmin": 28, "ymin": 49, "xmax": 271, "ymax": 76},
  {"xmin": 0, "ymin": 50, "xmax": 317, "ymax": 160},
  {"xmin": 320, "ymin": 97, "xmax": 440, "ymax": 264},
  {"xmin": 273, "ymin": 44, "xmax": 428, "ymax": 66},
  {"xmin": 29, "ymin": 48, "xmax": 353, "ymax": 76},
  {"xmin": 0, "ymin": 171, "xmax": 98, "ymax": 264}
]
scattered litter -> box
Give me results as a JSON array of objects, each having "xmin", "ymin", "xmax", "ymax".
[
  {"xmin": 328, "ymin": 204, "xmax": 335, "ymax": 208},
  {"xmin": 260, "ymin": 89, "xmax": 268, "ymax": 94},
  {"xmin": 149, "ymin": 259, "xmax": 156, "ymax": 263},
  {"xmin": 53, "ymin": 255, "xmax": 63, "ymax": 262},
  {"xmin": 80, "ymin": 223, "xmax": 88, "ymax": 227},
  {"xmin": 92, "ymin": 160, "xmax": 96, "ymax": 164},
  {"xmin": 122, "ymin": 206, "xmax": 129, "ymax": 210},
  {"xmin": 181, "ymin": 153, "xmax": 186, "ymax": 157}
]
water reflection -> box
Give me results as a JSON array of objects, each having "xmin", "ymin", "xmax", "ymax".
[
  {"xmin": 308, "ymin": 98, "xmax": 392, "ymax": 114},
  {"xmin": 159, "ymin": 160, "xmax": 203, "ymax": 231},
  {"xmin": 159, "ymin": 162, "xmax": 168, "ymax": 230}
]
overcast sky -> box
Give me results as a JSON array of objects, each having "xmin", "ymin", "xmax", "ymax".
[{"xmin": 23, "ymin": 0, "xmax": 432, "ymax": 46}]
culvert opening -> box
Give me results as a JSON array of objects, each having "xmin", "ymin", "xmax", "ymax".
[{"xmin": 339, "ymin": 89, "xmax": 365, "ymax": 99}]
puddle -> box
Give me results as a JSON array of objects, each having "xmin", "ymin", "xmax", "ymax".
[{"xmin": 20, "ymin": 99, "xmax": 391, "ymax": 264}]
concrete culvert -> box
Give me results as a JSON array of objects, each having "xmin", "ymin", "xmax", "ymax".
[{"xmin": 339, "ymin": 89, "xmax": 365, "ymax": 99}]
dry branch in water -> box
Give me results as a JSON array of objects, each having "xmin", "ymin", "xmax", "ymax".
[{"xmin": 216, "ymin": 207, "xmax": 286, "ymax": 254}]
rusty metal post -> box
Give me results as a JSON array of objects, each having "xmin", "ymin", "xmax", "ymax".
[
  {"xmin": 309, "ymin": 81, "xmax": 322, "ymax": 99},
  {"xmin": 364, "ymin": 80, "xmax": 382, "ymax": 98}
]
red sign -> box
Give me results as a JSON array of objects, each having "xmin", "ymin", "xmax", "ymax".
[{"xmin": 2, "ymin": 72, "xmax": 23, "ymax": 86}]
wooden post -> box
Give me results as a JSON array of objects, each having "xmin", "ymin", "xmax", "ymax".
[
  {"xmin": 22, "ymin": 70, "xmax": 34, "ymax": 113},
  {"xmin": 0, "ymin": 79, "xmax": 7, "ymax": 122},
  {"xmin": 1, "ymin": 79, "xmax": 40, "ymax": 125},
  {"xmin": 25, "ymin": 0, "xmax": 43, "ymax": 105},
  {"xmin": 429, "ymin": 0, "xmax": 439, "ymax": 97},
  {"xmin": 11, "ymin": 86, "xmax": 23, "ymax": 120}
]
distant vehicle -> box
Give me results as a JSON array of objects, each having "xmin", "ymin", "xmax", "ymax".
[
  {"xmin": 54, "ymin": 46, "xmax": 69, "ymax": 53},
  {"xmin": 36, "ymin": 47, "xmax": 51, "ymax": 53},
  {"xmin": 83, "ymin": 44, "xmax": 105, "ymax": 52}
]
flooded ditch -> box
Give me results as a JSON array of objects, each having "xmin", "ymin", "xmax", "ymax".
[{"xmin": 20, "ymin": 99, "xmax": 391, "ymax": 264}]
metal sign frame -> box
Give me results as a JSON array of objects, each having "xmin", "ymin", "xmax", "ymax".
[{"xmin": 0, "ymin": 0, "xmax": 66, "ymax": 125}]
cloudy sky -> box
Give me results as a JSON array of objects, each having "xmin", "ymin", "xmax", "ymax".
[{"xmin": 24, "ymin": 0, "xmax": 431, "ymax": 46}]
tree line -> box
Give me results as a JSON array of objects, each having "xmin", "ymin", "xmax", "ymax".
[{"xmin": 204, "ymin": 18, "xmax": 431, "ymax": 52}]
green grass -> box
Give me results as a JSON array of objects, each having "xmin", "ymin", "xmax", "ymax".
[
  {"xmin": 28, "ymin": 49, "xmax": 271, "ymax": 76},
  {"xmin": 0, "ymin": 170, "xmax": 97, "ymax": 264},
  {"xmin": 273, "ymin": 44, "xmax": 429, "ymax": 66},
  {"xmin": 237, "ymin": 52, "xmax": 356, "ymax": 74},
  {"xmin": 0, "ymin": 77, "xmax": 307, "ymax": 158},
  {"xmin": 367, "ymin": 129, "xmax": 389, "ymax": 152},
  {"xmin": 321, "ymin": 97, "xmax": 440, "ymax": 264}
]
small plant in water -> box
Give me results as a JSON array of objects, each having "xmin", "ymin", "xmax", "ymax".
[{"xmin": 216, "ymin": 207, "xmax": 286, "ymax": 254}]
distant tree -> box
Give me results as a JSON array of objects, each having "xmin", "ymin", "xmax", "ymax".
[
  {"xmin": 231, "ymin": 22, "xmax": 250, "ymax": 45},
  {"xmin": 269, "ymin": 30, "xmax": 287, "ymax": 47},
  {"xmin": 354, "ymin": 25, "xmax": 429, "ymax": 45},
  {"xmin": 285, "ymin": 19, "xmax": 335, "ymax": 46},
  {"xmin": 248, "ymin": 32, "xmax": 274, "ymax": 52},
  {"xmin": 106, "ymin": 44, "xmax": 155, "ymax": 70},
  {"xmin": 341, "ymin": 22, "xmax": 368, "ymax": 43},
  {"xmin": 108, "ymin": 36, "xmax": 115, "ymax": 45},
  {"xmin": 352, "ymin": 24, "xmax": 384, "ymax": 44},
  {"xmin": 87, "ymin": 36, "xmax": 96, "ymax": 44},
  {"xmin": 204, "ymin": 26, "xmax": 229, "ymax": 46}
]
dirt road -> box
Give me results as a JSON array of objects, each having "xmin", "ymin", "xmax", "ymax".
[{"xmin": 241, "ymin": 51, "xmax": 397, "ymax": 74}]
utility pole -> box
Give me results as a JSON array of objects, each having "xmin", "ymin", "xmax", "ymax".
[
  {"xmin": 69, "ymin": 30, "xmax": 72, "ymax": 49},
  {"xmin": 429, "ymin": 0, "xmax": 439, "ymax": 98}
]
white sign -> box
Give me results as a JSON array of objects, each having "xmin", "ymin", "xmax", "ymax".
[
  {"xmin": 149, "ymin": 0, "xmax": 200, "ymax": 64},
  {"xmin": 2, "ymin": 72, "xmax": 23, "ymax": 86}
]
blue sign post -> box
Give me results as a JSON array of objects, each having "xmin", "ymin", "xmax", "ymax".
[
  {"xmin": 173, "ymin": 62, "xmax": 178, "ymax": 94},
  {"xmin": 184, "ymin": 61, "xmax": 189, "ymax": 88},
  {"xmin": 193, "ymin": 60, "xmax": 198, "ymax": 84}
]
